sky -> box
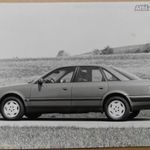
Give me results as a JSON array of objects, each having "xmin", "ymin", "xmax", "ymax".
[{"xmin": 0, "ymin": 2, "xmax": 150, "ymax": 58}]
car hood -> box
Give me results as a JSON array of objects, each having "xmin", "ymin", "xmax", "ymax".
[
  {"xmin": 0, "ymin": 82, "xmax": 29, "ymax": 89},
  {"xmin": 0, "ymin": 82, "xmax": 32, "ymax": 98}
]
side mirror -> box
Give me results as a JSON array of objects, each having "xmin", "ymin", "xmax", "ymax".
[{"xmin": 38, "ymin": 78, "xmax": 44, "ymax": 85}]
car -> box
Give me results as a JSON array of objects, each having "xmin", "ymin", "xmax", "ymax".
[{"xmin": 0, "ymin": 64, "xmax": 149, "ymax": 121}]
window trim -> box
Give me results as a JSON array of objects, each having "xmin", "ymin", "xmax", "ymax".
[{"xmin": 72, "ymin": 66, "xmax": 79, "ymax": 82}]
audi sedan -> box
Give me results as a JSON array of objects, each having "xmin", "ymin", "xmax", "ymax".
[{"xmin": 0, "ymin": 64, "xmax": 149, "ymax": 121}]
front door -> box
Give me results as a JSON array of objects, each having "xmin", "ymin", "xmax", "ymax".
[{"xmin": 29, "ymin": 66, "xmax": 76, "ymax": 112}]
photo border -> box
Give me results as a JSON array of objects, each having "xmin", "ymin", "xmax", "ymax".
[
  {"xmin": 0, "ymin": 0, "xmax": 150, "ymax": 2},
  {"xmin": 0, "ymin": 1, "xmax": 149, "ymax": 150}
]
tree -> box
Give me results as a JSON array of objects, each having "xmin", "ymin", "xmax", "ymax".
[
  {"xmin": 56, "ymin": 50, "xmax": 70, "ymax": 57},
  {"xmin": 101, "ymin": 46, "xmax": 114, "ymax": 55}
]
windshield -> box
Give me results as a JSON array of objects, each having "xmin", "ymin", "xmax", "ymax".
[{"xmin": 111, "ymin": 67, "xmax": 141, "ymax": 80}]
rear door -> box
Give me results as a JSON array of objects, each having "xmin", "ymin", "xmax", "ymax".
[{"xmin": 71, "ymin": 66, "xmax": 108, "ymax": 107}]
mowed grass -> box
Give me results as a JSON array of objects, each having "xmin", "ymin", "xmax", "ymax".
[
  {"xmin": 0, "ymin": 53, "xmax": 150, "ymax": 118},
  {"xmin": 0, "ymin": 126, "xmax": 150, "ymax": 148}
]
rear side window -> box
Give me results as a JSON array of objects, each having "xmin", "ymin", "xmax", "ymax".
[
  {"xmin": 103, "ymin": 69, "xmax": 119, "ymax": 81},
  {"xmin": 75, "ymin": 66, "xmax": 103, "ymax": 82},
  {"xmin": 92, "ymin": 69, "xmax": 103, "ymax": 82},
  {"xmin": 112, "ymin": 67, "xmax": 140, "ymax": 80}
]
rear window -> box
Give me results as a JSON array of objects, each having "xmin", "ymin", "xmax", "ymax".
[{"xmin": 112, "ymin": 67, "xmax": 141, "ymax": 80}]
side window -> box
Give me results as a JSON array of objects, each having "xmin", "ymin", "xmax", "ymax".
[
  {"xmin": 60, "ymin": 71, "xmax": 74, "ymax": 83},
  {"xmin": 44, "ymin": 70, "xmax": 65, "ymax": 82},
  {"xmin": 76, "ymin": 66, "xmax": 103, "ymax": 82},
  {"xmin": 92, "ymin": 69, "xmax": 103, "ymax": 82},
  {"xmin": 44, "ymin": 67, "xmax": 75, "ymax": 83},
  {"xmin": 103, "ymin": 69, "xmax": 119, "ymax": 81}
]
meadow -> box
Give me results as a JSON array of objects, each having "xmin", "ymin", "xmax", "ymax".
[
  {"xmin": 0, "ymin": 53, "xmax": 150, "ymax": 85},
  {"xmin": 0, "ymin": 53, "xmax": 150, "ymax": 118}
]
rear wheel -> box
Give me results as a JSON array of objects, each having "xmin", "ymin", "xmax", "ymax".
[
  {"xmin": 25, "ymin": 113, "xmax": 41, "ymax": 119},
  {"xmin": 128, "ymin": 110, "xmax": 140, "ymax": 120},
  {"xmin": 1, "ymin": 96, "xmax": 24, "ymax": 120},
  {"xmin": 104, "ymin": 96, "xmax": 130, "ymax": 121}
]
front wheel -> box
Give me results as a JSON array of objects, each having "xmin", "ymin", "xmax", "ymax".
[
  {"xmin": 0, "ymin": 96, "xmax": 24, "ymax": 120},
  {"xmin": 104, "ymin": 96, "xmax": 130, "ymax": 121}
]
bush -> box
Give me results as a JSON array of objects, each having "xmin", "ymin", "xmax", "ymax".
[
  {"xmin": 135, "ymin": 48, "xmax": 142, "ymax": 53},
  {"xmin": 143, "ymin": 44, "xmax": 150, "ymax": 53},
  {"xmin": 101, "ymin": 46, "xmax": 114, "ymax": 55},
  {"xmin": 92, "ymin": 49, "xmax": 102, "ymax": 55},
  {"xmin": 56, "ymin": 50, "xmax": 70, "ymax": 57}
]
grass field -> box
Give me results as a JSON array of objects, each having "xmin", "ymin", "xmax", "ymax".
[
  {"xmin": 0, "ymin": 53, "xmax": 150, "ymax": 118},
  {"xmin": 0, "ymin": 53, "xmax": 150, "ymax": 84}
]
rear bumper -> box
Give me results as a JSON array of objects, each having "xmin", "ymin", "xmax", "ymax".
[{"xmin": 130, "ymin": 96, "xmax": 150, "ymax": 110}]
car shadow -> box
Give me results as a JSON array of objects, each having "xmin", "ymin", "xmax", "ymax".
[
  {"xmin": 126, "ymin": 118, "xmax": 150, "ymax": 121},
  {"xmin": 26, "ymin": 117, "xmax": 150, "ymax": 122},
  {"xmin": 24, "ymin": 118, "xmax": 108, "ymax": 121},
  {"xmin": 0, "ymin": 117, "xmax": 150, "ymax": 121}
]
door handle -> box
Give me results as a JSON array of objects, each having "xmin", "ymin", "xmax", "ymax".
[
  {"xmin": 62, "ymin": 87, "xmax": 68, "ymax": 91},
  {"xmin": 99, "ymin": 87, "xmax": 103, "ymax": 90}
]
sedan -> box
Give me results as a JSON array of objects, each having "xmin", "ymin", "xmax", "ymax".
[{"xmin": 0, "ymin": 65, "xmax": 149, "ymax": 121}]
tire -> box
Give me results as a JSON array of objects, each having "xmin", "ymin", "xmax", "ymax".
[
  {"xmin": 128, "ymin": 110, "xmax": 140, "ymax": 120},
  {"xmin": 104, "ymin": 96, "xmax": 130, "ymax": 121},
  {"xmin": 25, "ymin": 113, "xmax": 41, "ymax": 119},
  {"xmin": 0, "ymin": 96, "xmax": 24, "ymax": 120}
]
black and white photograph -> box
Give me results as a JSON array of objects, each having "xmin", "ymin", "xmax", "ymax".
[{"xmin": 0, "ymin": 1, "xmax": 150, "ymax": 149}]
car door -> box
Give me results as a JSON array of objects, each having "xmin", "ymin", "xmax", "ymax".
[
  {"xmin": 29, "ymin": 67, "xmax": 76, "ymax": 110},
  {"xmin": 71, "ymin": 66, "xmax": 108, "ymax": 107}
]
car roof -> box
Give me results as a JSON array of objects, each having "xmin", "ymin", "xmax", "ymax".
[{"xmin": 56, "ymin": 64, "xmax": 110, "ymax": 68}]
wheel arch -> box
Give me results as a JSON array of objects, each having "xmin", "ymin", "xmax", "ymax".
[
  {"xmin": 102, "ymin": 91, "xmax": 133, "ymax": 112},
  {"xmin": 0, "ymin": 92, "xmax": 26, "ymax": 111}
]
